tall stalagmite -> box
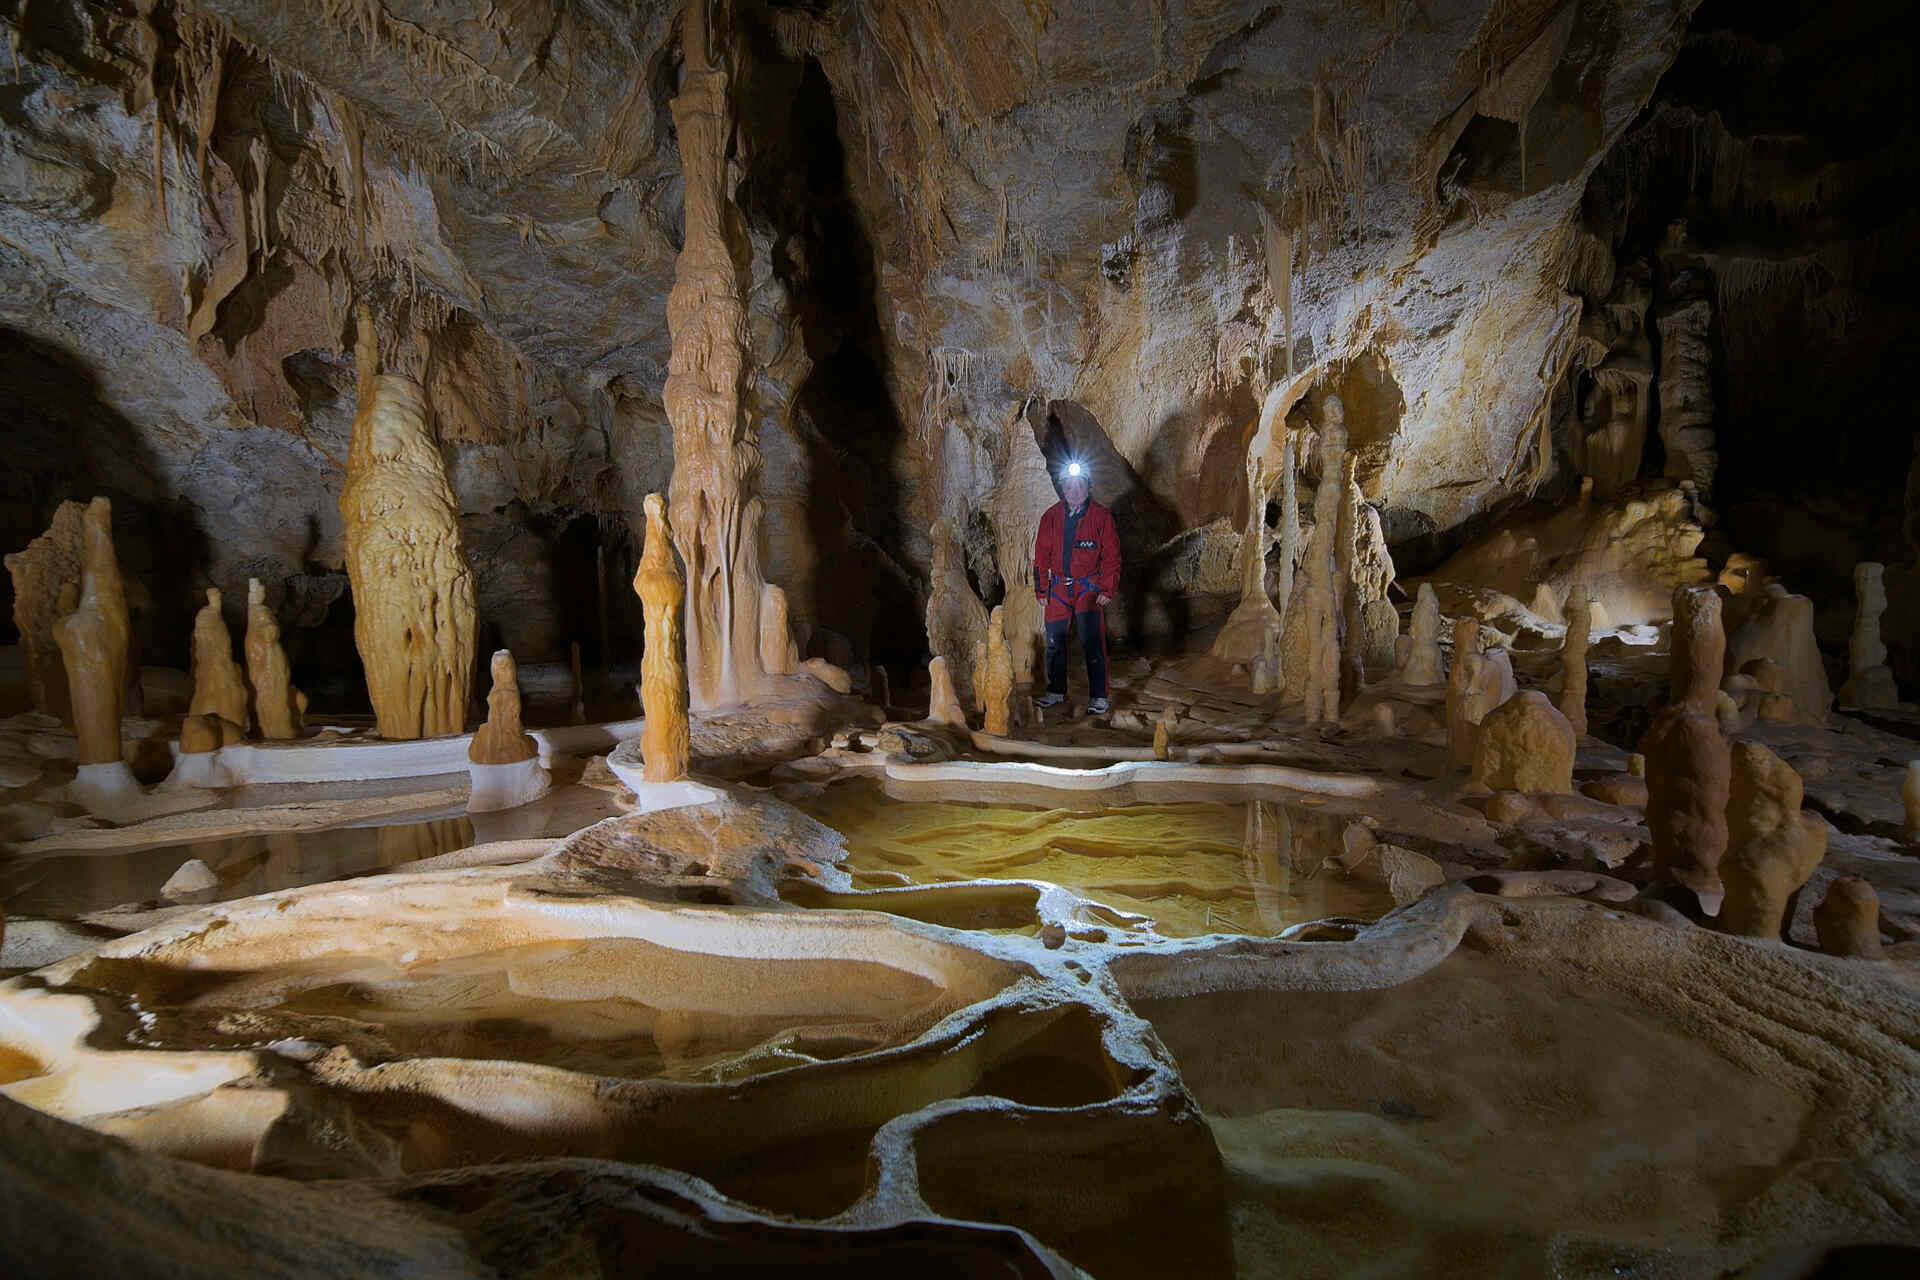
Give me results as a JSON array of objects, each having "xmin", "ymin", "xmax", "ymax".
[
  {"xmin": 665, "ymin": 0, "xmax": 764, "ymax": 709},
  {"xmin": 245, "ymin": 578, "xmax": 303, "ymax": 740},
  {"xmin": 51, "ymin": 498, "xmax": 129, "ymax": 766},
  {"xmin": 1642, "ymin": 584, "xmax": 1731, "ymax": 901},
  {"xmin": 5, "ymin": 500, "xmax": 86, "ymax": 720},
  {"xmin": 188, "ymin": 588, "xmax": 249, "ymax": 746},
  {"xmin": 637, "ymin": 493, "xmax": 690, "ymax": 783},
  {"xmin": 1301, "ymin": 396, "xmax": 1348, "ymax": 723},
  {"xmin": 1213, "ymin": 384, "xmax": 1294, "ymax": 666},
  {"xmin": 469, "ymin": 651, "xmax": 539, "ymax": 765},
  {"xmin": 339, "ymin": 307, "xmax": 476, "ymax": 739},
  {"xmin": 1559, "ymin": 592, "xmax": 1592, "ymax": 737}
]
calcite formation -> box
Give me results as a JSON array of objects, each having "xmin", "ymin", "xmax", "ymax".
[
  {"xmin": 636, "ymin": 493, "xmax": 690, "ymax": 785},
  {"xmin": 927, "ymin": 656, "xmax": 967, "ymax": 729},
  {"xmin": 665, "ymin": 0, "xmax": 765, "ymax": 710},
  {"xmin": 925, "ymin": 519, "xmax": 989, "ymax": 711},
  {"xmin": 1718, "ymin": 742, "xmax": 1827, "ymax": 940},
  {"xmin": 759, "ymin": 584, "xmax": 799, "ymax": 677},
  {"xmin": 243, "ymin": 579, "xmax": 303, "ymax": 740},
  {"xmin": 1814, "ymin": 877, "xmax": 1882, "ymax": 959},
  {"xmin": 1559, "ymin": 592, "xmax": 1592, "ymax": 737},
  {"xmin": 1446, "ymin": 620, "xmax": 1516, "ymax": 772},
  {"xmin": 1212, "ymin": 384, "xmax": 1294, "ymax": 667},
  {"xmin": 4, "ymin": 500, "xmax": 86, "ymax": 720},
  {"xmin": 1398, "ymin": 583, "xmax": 1445, "ymax": 686},
  {"xmin": 1725, "ymin": 583, "xmax": 1831, "ymax": 725},
  {"xmin": 186, "ymin": 588, "xmax": 249, "ymax": 748},
  {"xmin": 1472, "ymin": 691, "xmax": 1575, "ymax": 795},
  {"xmin": 469, "ymin": 651, "xmax": 538, "ymax": 765},
  {"xmin": 1839, "ymin": 562, "xmax": 1898, "ymax": 708},
  {"xmin": 1642, "ymin": 585, "xmax": 1731, "ymax": 901},
  {"xmin": 1299, "ymin": 397, "xmax": 1348, "ymax": 723},
  {"xmin": 339, "ymin": 310, "xmax": 477, "ymax": 740},
  {"xmin": 50, "ymin": 498, "xmax": 129, "ymax": 768},
  {"xmin": 1904, "ymin": 762, "xmax": 1920, "ymax": 844},
  {"xmin": 982, "ymin": 606, "xmax": 1014, "ymax": 737}
]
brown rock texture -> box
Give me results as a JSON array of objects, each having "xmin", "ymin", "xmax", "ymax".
[
  {"xmin": 4, "ymin": 500, "xmax": 86, "ymax": 720},
  {"xmin": 1300, "ymin": 396, "xmax": 1347, "ymax": 723},
  {"xmin": 1446, "ymin": 620, "xmax": 1516, "ymax": 771},
  {"xmin": 759, "ymin": 584, "xmax": 799, "ymax": 677},
  {"xmin": 636, "ymin": 493, "xmax": 690, "ymax": 784},
  {"xmin": 339, "ymin": 311, "xmax": 476, "ymax": 740},
  {"xmin": 1559, "ymin": 591, "xmax": 1592, "ymax": 737},
  {"xmin": 925, "ymin": 519, "xmax": 989, "ymax": 711},
  {"xmin": 1718, "ymin": 742, "xmax": 1827, "ymax": 941},
  {"xmin": 1642, "ymin": 585, "xmax": 1731, "ymax": 900},
  {"xmin": 468, "ymin": 651, "xmax": 538, "ymax": 766},
  {"xmin": 51, "ymin": 498, "xmax": 129, "ymax": 766},
  {"xmin": 1814, "ymin": 876, "xmax": 1882, "ymax": 960},
  {"xmin": 1839, "ymin": 562, "xmax": 1898, "ymax": 708},
  {"xmin": 1472, "ymin": 691, "xmax": 1576, "ymax": 795},
  {"xmin": 982, "ymin": 605, "xmax": 1014, "ymax": 737},
  {"xmin": 1399, "ymin": 583, "xmax": 1445, "ymax": 686},
  {"xmin": 1725, "ymin": 583, "xmax": 1831, "ymax": 725}
]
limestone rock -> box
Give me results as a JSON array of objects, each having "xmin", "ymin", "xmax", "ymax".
[
  {"xmin": 759, "ymin": 584, "xmax": 800, "ymax": 676},
  {"xmin": 1813, "ymin": 877, "xmax": 1882, "ymax": 959},
  {"xmin": 982, "ymin": 606, "xmax": 1014, "ymax": 736},
  {"xmin": 928, "ymin": 656, "xmax": 967, "ymax": 729},
  {"xmin": 1359, "ymin": 600, "xmax": 1399, "ymax": 672},
  {"xmin": 636, "ymin": 493, "xmax": 690, "ymax": 784},
  {"xmin": 802, "ymin": 657, "xmax": 852, "ymax": 695},
  {"xmin": 1726, "ymin": 583, "xmax": 1830, "ymax": 725},
  {"xmin": 1211, "ymin": 385, "xmax": 1293, "ymax": 666},
  {"xmin": 51, "ymin": 498, "xmax": 130, "ymax": 767},
  {"xmin": 1559, "ymin": 592, "xmax": 1592, "ymax": 737},
  {"xmin": 1642, "ymin": 585, "xmax": 1731, "ymax": 900},
  {"xmin": 1446, "ymin": 620, "xmax": 1516, "ymax": 771},
  {"xmin": 1902, "ymin": 761, "xmax": 1920, "ymax": 843},
  {"xmin": 1398, "ymin": 583, "xmax": 1445, "ymax": 686},
  {"xmin": 1300, "ymin": 396, "xmax": 1348, "ymax": 723},
  {"xmin": 1718, "ymin": 742, "xmax": 1827, "ymax": 940},
  {"xmin": 1839, "ymin": 562, "xmax": 1898, "ymax": 708},
  {"xmin": 1472, "ymin": 692, "xmax": 1575, "ymax": 795},
  {"xmin": 340, "ymin": 311, "xmax": 477, "ymax": 739},
  {"xmin": 178, "ymin": 713, "xmax": 224, "ymax": 756},
  {"xmin": 244, "ymin": 578, "xmax": 304, "ymax": 740},
  {"xmin": 4, "ymin": 500, "xmax": 85, "ymax": 720},
  {"xmin": 925, "ymin": 519, "xmax": 990, "ymax": 712},
  {"xmin": 469, "ymin": 651, "xmax": 539, "ymax": 765},
  {"xmin": 187, "ymin": 589, "xmax": 248, "ymax": 748},
  {"xmin": 159, "ymin": 858, "xmax": 219, "ymax": 904}
]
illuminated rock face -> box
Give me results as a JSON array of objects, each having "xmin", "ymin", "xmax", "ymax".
[
  {"xmin": 1472, "ymin": 691, "xmax": 1575, "ymax": 795},
  {"xmin": 51, "ymin": 498, "xmax": 129, "ymax": 767},
  {"xmin": 637, "ymin": 493, "xmax": 690, "ymax": 784},
  {"xmin": 339, "ymin": 314, "xmax": 476, "ymax": 740},
  {"xmin": 187, "ymin": 588, "xmax": 248, "ymax": 747},
  {"xmin": 5, "ymin": 500, "xmax": 86, "ymax": 721},
  {"xmin": 244, "ymin": 578, "xmax": 303, "ymax": 740}
]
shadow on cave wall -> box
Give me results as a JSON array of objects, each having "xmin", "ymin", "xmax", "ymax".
[
  {"xmin": 0, "ymin": 326, "xmax": 206, "ymax": 670},
  {"xmin": 735, "ymin": 20, "xmax": 919, "ymax": 671}
]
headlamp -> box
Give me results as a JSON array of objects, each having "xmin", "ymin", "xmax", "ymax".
[{"xmin": 1065, "ymin": 460, "xmax": 1083, "ymax": 478}]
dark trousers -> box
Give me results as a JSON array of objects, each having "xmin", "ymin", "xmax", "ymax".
[{"xmin": 1045, "ymin": 610, "xmax": 1108, "ymax": 699}]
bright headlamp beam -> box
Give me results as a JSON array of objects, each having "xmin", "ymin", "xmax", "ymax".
[{"xmin": 1065, "ymin": 461, "xmax": 1083, "ymax": 477}]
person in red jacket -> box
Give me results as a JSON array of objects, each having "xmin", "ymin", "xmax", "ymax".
[{"xmin": 1032, "ymin": 460, "xmax": 1120, "ymax": 714}]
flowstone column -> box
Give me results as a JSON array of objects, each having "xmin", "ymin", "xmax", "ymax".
[
  {"xmin": 636, "ymin": 493, "xmax": 690, "ymax": 783},
  {"xmin": 339, "ymin": 307, "xmax": 477, "ymax": 739},
  {"xmin": 665, "ymin": 0, "xmax": 764, "ymax": 709},
  {"xmin": 245, "ymin": 578, "xmax": 304, "ymax": 739},
  {"xmin": 1301, "ymin": 397, "xmax": 1348, "ymax": 723}
]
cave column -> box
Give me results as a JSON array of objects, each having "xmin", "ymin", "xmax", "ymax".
[{"xmin": 664, "ymin": 0, "xmax": 764, "ymax": 709}]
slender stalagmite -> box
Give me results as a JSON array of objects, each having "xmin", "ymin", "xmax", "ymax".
[
  {"xmin": 636, "ymin": 493, "xmax": 690, "ymax": 783},
  {"xmin": 188, "ymin": 588, "xmax": 249, "ymax": 746},
  {"xmin": 1302, "ymin": 396, "xmax": 1348, "ymax": 723},
  {"xmin": 1559, "ymin": 591, "xmax": 1592, "ymax": 737},
  {"xmin": 52, "ymin": 498, "xmax": 129, "ymax": 767},
  {"xmin": 665, "ymin": 0, "xmax": 764, "ymax": 708},
  {"xmin": 245, "ymin": 578, "xmax": 303, "ymax": 739}
]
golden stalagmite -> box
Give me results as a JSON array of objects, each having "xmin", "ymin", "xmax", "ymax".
[
  {"xmin": 1212, "ymin": 383, "xmax": 1296, "ymax": 666},
  {"xmin": 928, "ymin": 656, "xmax": 967, "ymax": 729},
  {"xmin": 244, "ymin": 578, "xmax": 304, "ymax": 739},
  {"xmin": 339, "ymin": 306, "xmax": 477, "ymax": 739},
  {"xmin": 1559, "ymin": 591, "xmax": 1592, "ymax": 737},
  {"xmin": 636, "ymin": 493, "xmax": 690, "ymax": 783},
  {"xmin": 982, "ymin": 605, "xmax": 1014, "ymax": 736},
  {"xmin": 1641, "ymin": 584, "xmax": 1731, "ymax": 900},
  {"xmin": 51, "ymin": 498, "xmax": 130, "ymax": 766},
  {"xmin": 665, "ymin": 0, "xmax": 765, "ymax": 709},
  {"xmin": 925, "ymin": 518, "xmax": 989, "ymax": 711},
  {"xmin": 4, "ymin": 499, "xmax": 86, "ymax": 719},
  {"xmin": 1718, "ymin": 741, "xmax": 1826, "ymax": 939},
  {"xmin": 759, "ymin": 583, "xmax": 799, "ymax": 676},
  {"xmin": 187, "ymin": 588, "xmax": 249, "ymax": 746},
  {"xmin": 469, "ymin": 651, "xmax": 539, "ymax": 765}
]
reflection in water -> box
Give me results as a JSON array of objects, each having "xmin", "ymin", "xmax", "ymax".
[{"xmin": 794, "ymin": 782, "xmax": 1390, "ymax": 938}]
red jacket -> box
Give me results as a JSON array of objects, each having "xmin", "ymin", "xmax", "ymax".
[{"xmin": 1033, "ymin": 500, "xmax": 1120, "ymax": 621}]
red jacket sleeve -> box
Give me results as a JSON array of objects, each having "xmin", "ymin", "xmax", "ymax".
[
  {"xmin": 1033, "ymin": 506, "xmax": 1054, "ymax": 597},
  {"xmin": 1094, "ymin": 505, "xmax": 1121, "ymax": 595}
]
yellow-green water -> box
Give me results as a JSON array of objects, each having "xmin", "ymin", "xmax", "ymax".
[{"xmin": 793, "ymin": 782, "xmax": 1392, "ymax": 938}]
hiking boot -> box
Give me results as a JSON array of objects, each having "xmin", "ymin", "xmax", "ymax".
[
  {"xmin": 1034, "ymin": 692, "xmax": 1065, "ymax": 708},
  {"xmin": 1087, "ymin": 697, "xmax": 1110, "ymax": 715}
]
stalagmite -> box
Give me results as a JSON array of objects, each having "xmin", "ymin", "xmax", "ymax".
[
  {"xmin": 1718, "ymin": 741, "xmax": 1826, "ymax": 940},
  {"xmin": 340, "ymin": 306, "xmax": 477, "ymax": 739},
  {"xmin": 1472, "ymin": 691, "xmax": 1575, "ymax": 794},
  {"xmin": 983, "ymin": 606, "xmax": 1014, "ymax": 736},
  {"xmin": 1335, "ymin": 455, "xmax": 1365, "ymax": 701},
  {"xmin": 1655, "ymin": 294, "xmax": 1716, "ymax": 491},
  {"xmin": 1301, "ymin": 396, "xmax": 1347, "ymax": 723},
  {"xmin": 1360, "ymin": 600, "xmax": 1399, "ymax": 671},
  {"xmin": 187, "ymin": 588, "xmax": 249, "ymax": 747},
  {"xmin": 1559, "ymin": 591, "xmax": 1592, "ymax": 737},
  {"xmin": 1839, "ymin": 562, "xmax": 1898, "ymax": 708},
  {"xmin": 5, "ymin": 499, "xmax": 85, "ymax": 720},
  {"xmin": 1902, "ymin": 762, "xmax": 1920, "ymax": 843},
  {"xmin": 926, "ymin": 520, "xmax": 990, "ymax": 711},
  {"xmin": 1446, "ymin": 619, "xmax": 1517, "ymax": 770},
  {"xmin": 665, "ymin": 0, "xmax": 765, "ymax": 709},
  {"xmin": 928, "ymin": 656, "xmax": 967, "ymax": 729},
  {"xmin": 1814, "ymin": 877, "xmax": 1882, "ymax": 959},
  {"xmin": 244, "ymin": 579, "xmax": 304, "ymax": 739},
  {"xmin": 1212, "ymin": 385, "xmax": 1293, "ymax": 665},
  {"xmin": 1398, "ymin": 583, "xmax": 1444, "ymax": 685},
  {"xmin": 636, "ymin": 493, "xmax": 690, "ymax": 784},
  {"xmin": 1725, "ymin": 582, "xmax": 1830, "ymax": 724},
  {"xmin": 759, "ymin": 583, "xmax": 799, "ymax": 676},
  {"xmin": 1642, "ymin": 584, "xmax": 1731, "ymax": 901},
  {"xmin": 468, "ymin": 650, "xmax": 549, "ymax": 813},
  {"xmin": 52, "ymin": 498, "xmax": 129, "ymax": 768}
]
